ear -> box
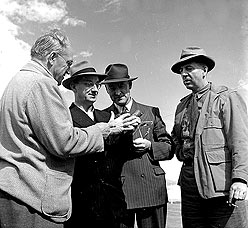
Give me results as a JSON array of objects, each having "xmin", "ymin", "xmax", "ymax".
[
  {"xmin": 70, "ymin": 82, "xmax": 76, "ymax": 91},
  {"xmin": 48, "ymin": 52, "xmax": 57, "ymax": 64},
  {"xmin": 105, "ymin": 85, "xmax": 110, "ymax": 94},
  {"xmin": 129, "ymin": 81, "xmax": 132, "ymax": 89}
]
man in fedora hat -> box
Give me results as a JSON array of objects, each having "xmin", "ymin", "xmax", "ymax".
[
  {"xmin": 63, "ymin": 61, "xmax": 141, "ymax": 228},
  {"xmin": 171, "ymin": 46, "xmax": 248, "ymax": 228},
  {"xmin": 101, "ymin": 63, "xmax": 174, "ymax": 228}
]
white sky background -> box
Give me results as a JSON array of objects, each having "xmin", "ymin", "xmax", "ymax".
[{"xmin": 0, "ymin": 0, "xmax": 248, "ymax": 189}]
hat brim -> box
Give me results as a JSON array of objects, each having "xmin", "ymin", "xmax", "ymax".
[
  {"xmin": 171, "ymin": 55, "xmax": 215, "ymax": 74},
  {"xmin": 62, "ymin": 73, "xmax": 107, "ymax": 90},
  {"xmin": 101, "ymin": 77, "xmax": 138, "ymax": 84}
]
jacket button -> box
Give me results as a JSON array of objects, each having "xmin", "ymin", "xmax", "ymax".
[{"xmin": 141, "ymin": 174, "xmax": 145, "ymax": 178}]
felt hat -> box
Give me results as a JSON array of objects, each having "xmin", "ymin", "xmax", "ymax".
[
  {"xmin": 101, "ymin": 63, "xmax": 138, "ymax": 84},
  {"xmin": 62, "ymin": 61, "xmax": 107, "ymax": 90},
  {"xmin": 171, "ymin": 46, "xmax": 215, "ymax": 74}
]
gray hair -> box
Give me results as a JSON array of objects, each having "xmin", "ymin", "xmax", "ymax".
[{"xmin": 31, "ymin": 29, "xmax": 71, "ymax": 60}]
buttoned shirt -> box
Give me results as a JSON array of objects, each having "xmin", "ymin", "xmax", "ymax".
[{"xmin": 181, "ymin": 83, "xmax": 210, "ymax": 161}]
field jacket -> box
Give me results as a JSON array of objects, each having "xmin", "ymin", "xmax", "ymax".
[{"xmin": 172, "ymin": 83, "xmax": 248, "ymax": 199}]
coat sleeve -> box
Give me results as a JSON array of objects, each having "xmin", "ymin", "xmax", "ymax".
[
  {"xmin": 149, "ymin": 107, "xmax": 175, "ymax": 161},
  {"xmin": 223, "ymin": 90, "xmax": 248, "ymax": 183},
  {"xmin": 25, "ymin": 78, "xmax": 105, "ymax": 157}
]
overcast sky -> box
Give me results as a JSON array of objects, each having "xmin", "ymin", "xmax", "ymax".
[{"xmin": 1, "ymin": 0, "xmax": 248, "ymax": 183}]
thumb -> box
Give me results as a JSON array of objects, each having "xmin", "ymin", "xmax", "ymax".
[{"xmin": 109, "ymin": 111, "xmax": 115, "ymax": 121}]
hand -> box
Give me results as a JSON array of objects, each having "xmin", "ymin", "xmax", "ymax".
[
  {"xmin": 133, "ymin": 138, "xmax": 151, "ymax": 153},
  {"xmin": 228, "ymin": 182, "xmax": 247, "ymax": 205},
  {"xmin": 108, "ymin": 112, "xmax": 141, "ymax": 134}
]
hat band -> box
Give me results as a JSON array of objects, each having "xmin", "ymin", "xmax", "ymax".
[
  {"xmin": 73, "ymin": 67, "xmax": 96, "ymax": 76},
  {"xmin": 180, "ymin": 53, "xmax": 197, "ymax": 59}
]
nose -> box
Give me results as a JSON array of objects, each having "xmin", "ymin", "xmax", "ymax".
[
  {"xmin": 91, "ymin": 84, "xmax": 99, "ymax": 91},
  {"xmin": 181, "ymin": 70, "xmax": 190, "ymax": 80}
]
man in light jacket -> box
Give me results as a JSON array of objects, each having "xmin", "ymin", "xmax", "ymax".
[
  {"xmin": 171, "ymin": 46, "xmax": 248, "ymax": 228},
  {"xmin": 0, "ymin": 29, "xmax": 140, "ymax": 228}
]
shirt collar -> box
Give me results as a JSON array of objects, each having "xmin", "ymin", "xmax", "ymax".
[{"xmin": 195, "ymin": 83, "xmax": 210, "ymax": 101}]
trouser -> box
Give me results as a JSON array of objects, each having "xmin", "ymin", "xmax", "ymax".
[
  {"xmin": 0, "ymin": 189, "xmax": 63, "ymax": 228},
  {"xmin": 180, "ymin": 165, "xmax": 248, "ymax": 228},
  {"xmin": 120, "ymin": 204, "xmax": 167, "ymax": 228}
]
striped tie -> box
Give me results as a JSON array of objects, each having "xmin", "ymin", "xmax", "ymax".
[{"xmin": 121, "ymin": 106, "xmax": 129, "ymax": 114}]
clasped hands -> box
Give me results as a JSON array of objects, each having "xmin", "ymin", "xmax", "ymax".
[{"xmin": 108, "ymin": 112, "xmax": 141, "ymax": 134}]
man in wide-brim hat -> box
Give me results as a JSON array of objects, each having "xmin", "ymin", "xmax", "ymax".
[
  {"xmin": 171, "ymin": 46, "xmax": 215, "ymax": 74},
  {"xmin": 171, "ymin": 46, "xmax": 248, "ymax": 228},
  {"xmin": 102, "ymin": 63, "xmax": 174, "ymax": 228}
]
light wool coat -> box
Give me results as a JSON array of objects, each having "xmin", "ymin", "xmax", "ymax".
[{"xmin": 0, "ymin": 60, "xmax": 105, "ymax": 222}]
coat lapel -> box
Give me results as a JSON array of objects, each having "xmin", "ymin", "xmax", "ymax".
[
  {"xmin": 70, "ymin": 103, "xmax": 111, "ymax": 128},
  {"xmin": 70, "ymin": 103, "xmax": 95, "ymax": 127}
]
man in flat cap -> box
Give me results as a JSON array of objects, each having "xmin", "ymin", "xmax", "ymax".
[
  {"xmin": 62, "ymin": 61, "xmax": 141, "ymax": 228},
  {"xmin": 102, "ymin": 63, "xmax": 175, "ymax": 228},
  {"xmin": 171, "ymin": 46, "xmax": 248, "ymax": 228}
]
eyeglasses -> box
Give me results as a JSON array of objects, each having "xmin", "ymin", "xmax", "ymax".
[
  {"xmin": 57, "ymin": 53, "xmax": 73, "ymax": 69},
  {"xmin": 80, "ymin": 81, "xmax": 102, "ymax": 90}
]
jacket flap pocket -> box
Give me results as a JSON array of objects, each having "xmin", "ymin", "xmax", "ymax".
[
  {"xmin": 204, "ymin": 117, "xmax": 222, "ymax": 129},
  {"xmin": 206, "ymin": 150, "xmax": 231, "ymax": 164}
]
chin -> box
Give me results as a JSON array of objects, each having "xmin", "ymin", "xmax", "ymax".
[{"xmin": 185, "ymin": 84, "xmax": 193, "ymax": 90}]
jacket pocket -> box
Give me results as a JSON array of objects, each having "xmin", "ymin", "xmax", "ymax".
[
  {"xmin": 41, "ymin": 169, "xmax": 72, "ymax": 222},
  {"xmin": 153, "ymin": 167, "xmax": 165, "ymax": 176},
  {"xmin": 205, "ymin": 149, "xmax": 231, "ymax": 192},
  {"xmin": 202, "ymin": 117, "xmax": 225, "ymax": 145}
]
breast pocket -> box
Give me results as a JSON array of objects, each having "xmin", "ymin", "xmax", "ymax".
[{"xmin": 202, "ymin": 117, "xmax": 226, "ymax": 146}]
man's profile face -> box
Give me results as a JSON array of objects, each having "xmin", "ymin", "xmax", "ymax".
[
  {"xmin": 105, "ymin": 81, "xmax": 131, "ymax": 106},
  {"xmin": 179, "ymin": 62, "xmax": 207, "ymax": 92},
  {"xmin": 51, "ymin": 48, "xmax": 73, "ymax": 86}
]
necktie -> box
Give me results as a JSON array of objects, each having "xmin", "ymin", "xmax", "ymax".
[
  {"xmin": 188, "ymin": 94, "xmax": 199, "ymax": 138},
  {"xmin": 121, "ymin": 106, "xmax": 129, "ymax": 114}
]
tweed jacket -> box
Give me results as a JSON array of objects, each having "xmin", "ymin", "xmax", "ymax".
[
  {"xmin": 104, "ymin": 100, "xmax": 174, "ymax": 209},
  {"xmin": 68, "ymin": 103, "xmax": 127, "ymax": 223},
  {"xmin": 172, "ymin": 83, "xmax": 248, "ymax": 199},
  {"xmin": 0, "ymin": 60, "xmax": 106, "ymax": 223}
]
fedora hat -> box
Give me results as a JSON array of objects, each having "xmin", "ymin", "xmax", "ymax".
[
  {"xmin": 101, "ymin": 63, "xmax": 138, "ymax": 84},
  {"xmin": 62, "ymin": 61, "xmax": 107, "ymax": 90},
  {"xmin": 171, "ymin": 46, "xmax": 215, "ymax": 74}
]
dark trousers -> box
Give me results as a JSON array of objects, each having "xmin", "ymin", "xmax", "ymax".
[
  {"xmin": 180, "ymin": 165, "xmax": 248, "ymax": 228},
  {"xmin": 0, "ymin": 189, "xmax": 63, "ymax": 228},
  {"xmin": 120, "ymin": 204, "xmax": 167, "ymax": 228}
]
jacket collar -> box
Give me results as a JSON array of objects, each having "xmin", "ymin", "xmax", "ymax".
[
  {"xmin": 21, "ymin": 60, "xmax": 54, "ymax": 81},
  {"xmin": 180, "ymin": 82, "xmax": 228, "ymax": 103}
]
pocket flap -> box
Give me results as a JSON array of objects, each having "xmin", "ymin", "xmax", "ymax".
[
  {"xmin": 206, "ymin": 150, "xmax": 231, "ymax": 164},
  {"xmin": 205, "ymin": 117, "xmax": 222, "ymax": 128},
  {"xmin": 153, "ymin": 167, "xmax": 165, "ymax": 175}
]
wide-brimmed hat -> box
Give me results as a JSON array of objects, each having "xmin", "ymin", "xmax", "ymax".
[
  {"xmin": 171, "ymin": 46, "xmax": 215, "ymax": 74},
  {"xmin": 62, "ymin": 61, "xmax": 107, "ymax": 90},
  {"xmin": 101, "ymin": 63, "xmax": 138, "ymax": 84}
]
